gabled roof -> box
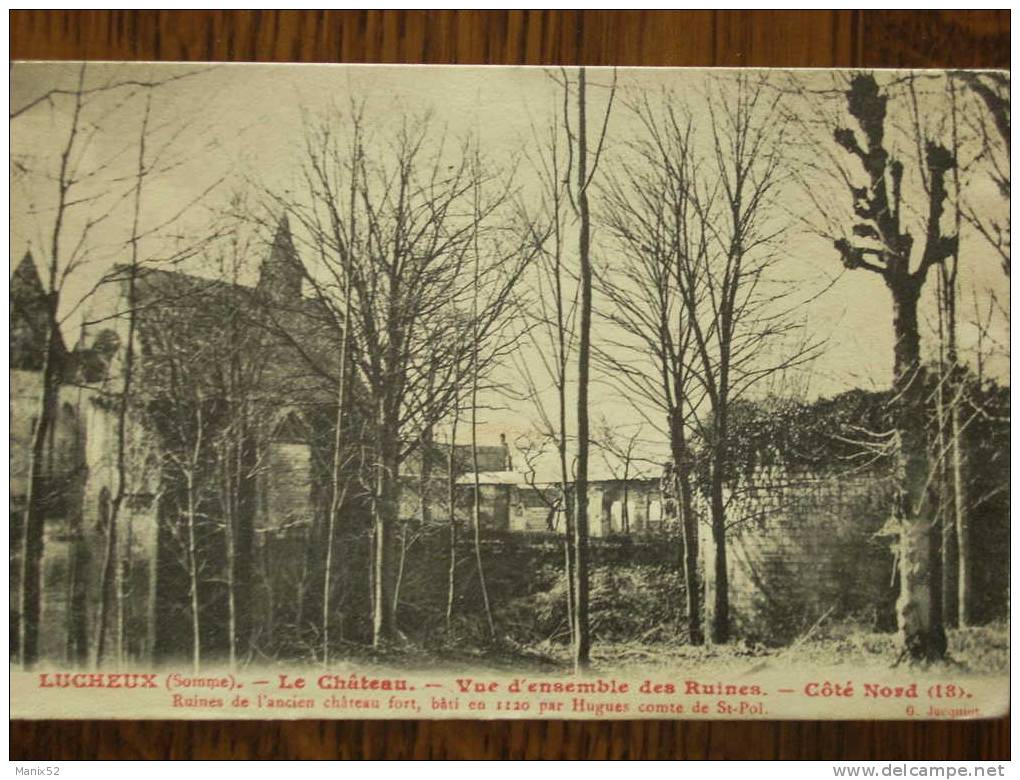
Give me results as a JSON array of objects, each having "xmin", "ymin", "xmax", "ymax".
[
  {"xmin": 81, "ymin": 218, "xmax": 357, "ymax": 418},
  {"xmin": 127, "ymin": 265, "xmax": 339, "ymax": 408}
]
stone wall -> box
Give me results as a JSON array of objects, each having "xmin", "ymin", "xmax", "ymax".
[
  {"xmin": 258, "ymin": 442, "xmax": 313, "ymax": 530},
  {"xmin": 698, "ymin": 466, "xmax": 895, "ymax": 644},
  {"xmin": 588, "ymin": 479, "xmax": 664, "ymax": 537},
  {"xmin": 10, "ymin": 372, "xmax": 91, "ymax": 663},
  {"xmin": 10, "ymin": 371, "xmax": 85, "ymax": 508},
  {"xmin": 77, "ymin": 393, "xmax": 161, "ymax": 663}
]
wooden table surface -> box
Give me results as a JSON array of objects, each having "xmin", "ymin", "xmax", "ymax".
[{"xmin": 9, "ymin": 9, "xmax": 1010, "ymax": 760}]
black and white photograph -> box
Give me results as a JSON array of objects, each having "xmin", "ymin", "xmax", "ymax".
[{"xmin": 9, "ymin": 62, "xmax": 1010, "ymax": 720}]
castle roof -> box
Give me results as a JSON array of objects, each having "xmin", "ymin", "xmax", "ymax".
[
  {"xmin": 130, "ymin": 276, "xmax": 338, "ymax": 410},
  {"xmin": 81, "ymin": 217, "xmax": 355, "ymax": 417}
]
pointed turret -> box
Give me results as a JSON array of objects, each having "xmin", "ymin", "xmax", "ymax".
[
  {"xmin": 258, "ymin": 215, "xmax": 304, "ymax": 303},
  {"xmin": 10, "ymin": 251, "xmax": 65, "ymax": 371},
  {"xmin": 12, "ymin": 250, "xmax": 46, "ymax": 302}
]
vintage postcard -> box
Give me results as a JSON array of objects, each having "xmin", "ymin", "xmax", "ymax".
[{"xmin": 9, "ymin": 63, "xmax": 1009, "ymax": 720}]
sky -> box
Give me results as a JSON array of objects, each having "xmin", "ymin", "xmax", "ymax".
[{"xmin": 10, "ymin": 62, "xmax": 1010, "ymax": 462}]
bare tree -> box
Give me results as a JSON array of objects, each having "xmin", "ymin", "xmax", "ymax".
[
  {"xmin": 318, "ymin": 120, "xmax": 360, "ymax": 664},
  {"xmin": 462, "ymin": 147, "xmax": 541, "ymax": 641},
  {"xmin": 468, "ymin": 154, "xmax": 497, "ymax": 642},
  {"xmin": 120, "ymin": 216, "xmax": 278, "ymax": 671},
  {"xmin": 924, "ymin": 78, "xmax": 967, "ymax": 630},
  {"xmin": 919, "ymin": 73, "xmax": 1007, "ymax": 629},
  {"xmin": 91, "ymin": 97, "xmax": 153, "ymax": 668},
  {"xmin": 444, "ymin": 405, "xmax": 462, "ymax": 629},
  {"xmin": 826, "ymin": 74, "xmax": 959, "ymax": 662},
  {"xmin": 11, "ymin": 62, "xmax": 213, "ymax": 668},
  {"xmin": 571, "ymin": 67, "xmax": 598, "ymax": 670},
  {"xmin": 89, "ymin": 93, "xmax": 223, "ymax": 668},
  {"xmin": 951, "ymin": 71, "xmax": 1009, "ymax": 275},
  {"xmin": 205, "ymin": 211, "xmax": 275, "ymax": 669},
  {"xmin": 14, "ymin": 63, "xmax": 112, "ymax": 669},
  {"xmin": 140, "ymin": 273, "xmax": 245, "ymax": 672},
  {"xmin": 145, "ymin": 356, "xmax": 207, "ymax": 670},
  {"xmin": 667, "ymin": 76, "xmax": 806, "ymax": 645},
  {"xmin": 595, "ymin": 94, "xmax": 707, "ymax": 644},
  {"xmin": 555, "ymin": 66, "xmax": 616, "ymax": 669},
  {"xmin": 516, "ymin": 103, "xmax": 582, "ymax": 649},
  {"xmin": 516, "ymin": 67, "xmax": 616, "ymax": 667},
  {"xmin": 280, "ymin": 105, "xmax": 529, "ymax": 647}
]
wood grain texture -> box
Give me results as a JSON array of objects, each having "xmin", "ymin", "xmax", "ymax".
[{"xmin": 9, "ymin": 9, "xmax": 1010, "ymax": 761}]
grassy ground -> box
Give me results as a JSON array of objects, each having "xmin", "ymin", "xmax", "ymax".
[
  {"xmin": 551, "ymin": 621, "xmax": 1011, "ymax": 675},
  {"xmin": 325, "ymin": 619, "xmax": 1008, "ymax": 676}
]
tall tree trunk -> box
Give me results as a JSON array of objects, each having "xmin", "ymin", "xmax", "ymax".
[
  {"xmin": 223, "ymin": 450, "xmax": 237, "ymax": 669},
  {"xmin": 832, "ymin": 73, "xmax": 953, "ymax": 662},
  {"xmin": 371, "ymin": 485, "xmax": 388, "ymax": 646},
  {"xmin": 680, "ymin": 480, "xmax": 701, "ymax": 645},
  {"xmin": 936, "ymin": 276, "xmax": 960, "ymax": 629},
  {"xmin": 19, "ymin": 67, "xmax": 86, "ymax": 670},
  {"xmin": 669, "ymin": 413, "xmax": 702, "ymax": 645},
  {"xmin": 65, "ymin": 523, "xmax": 89, "ymax": 664},
  {"xmin": 392, "ymin": 522, "xmax": 408, "ymax": 618},
  {"xmin": 469, "ymin": 167, "xmax": 496, "ymax": 643},
  {"xmin": 557, "ymin": 300, "xmax": 575, "ymax": 648},
  {"xmin": 63, "ymin": 407, "xmax": 88, "ymax": 662},
  {"xmin": 572, "ymin": 66, "xmax": 592, "ymax": 671},
  {"xmin": 445, "ymin": 410, "xmax": 460, "ymax": 629},
  {"xmin": 220, "ymin": 418, "xmax": 250, "ymax": 670},
  {"xmin": 944, "ymin": 295, "xmax": 969, "ymax": 629},
  {"xmin": 935, "ymin": 292, "xmax": 958, "ymax": 629},
  {"xmin": 470, "ymin": 369, "xmax": 496, "ymax": 642},
  {"xmin": 323, "ymin": 155, "xmax": 357, "ymax": 662},
  {"xmin": 708, "ymin": 453, "xmax": 729, "ymax": 644},
  {"xmin": 120, "ymin": 516, "xmax": 136, "ymax": 660},
  {"xmin": 371, "ymin": 412, "xmax": 398, "ymax": 647},
  {"xmin": 891, "ymin": 282, "xmax": 947, "ymax": 662},
  {"xmin": 562, "ymin": 487, "xmax": 575, "ymax": 648},
  {"xmin": 222, "ymin": 402, "xmax": 256, "ymax": 666},
  {"xmin": 938, "ymin": 390, "xmax": 958, "ymax": 628},
  {"xmin": 96, "ymin": 264, "xmax": 139, "ymax": 669},
  {"xmin": 185, "ymin": 472, "xmax": 202, "ymax": 673},
  {"xmin": 322, "ymin": 333, "xmax": 350, "ymax": 662},
  {"xmin": 946, "ymin": 82, "xmax": 971, "ymax": 628},
  {"xmin": 394, "ymin": 426, "xmax": 431, "ymax": 619},
  {"xmin": 420, "ymin": 425, "xmax": 434, "ymax": 526},
  {"xmin": 953, "ymin": 399, "xmax": 970, "ymax": 626},
  {"xmin": 94, "ymin": 491, "xmax": 119, "ymax": 667},
  {"xmin": 19, "ymin": 300, "xmax": 62, "ymax": 669},
  {"xmin": 96, "ymin": 94, "xmax": 149, "ymax": 669},
  {"xmin": 929, "ymin": 475, "xmax": 944, "ymax": 645}
]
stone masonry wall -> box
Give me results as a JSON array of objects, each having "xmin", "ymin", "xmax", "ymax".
[{"xmin": 698, "ymin": 465, "xmax": 895, "ymax": 644}]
